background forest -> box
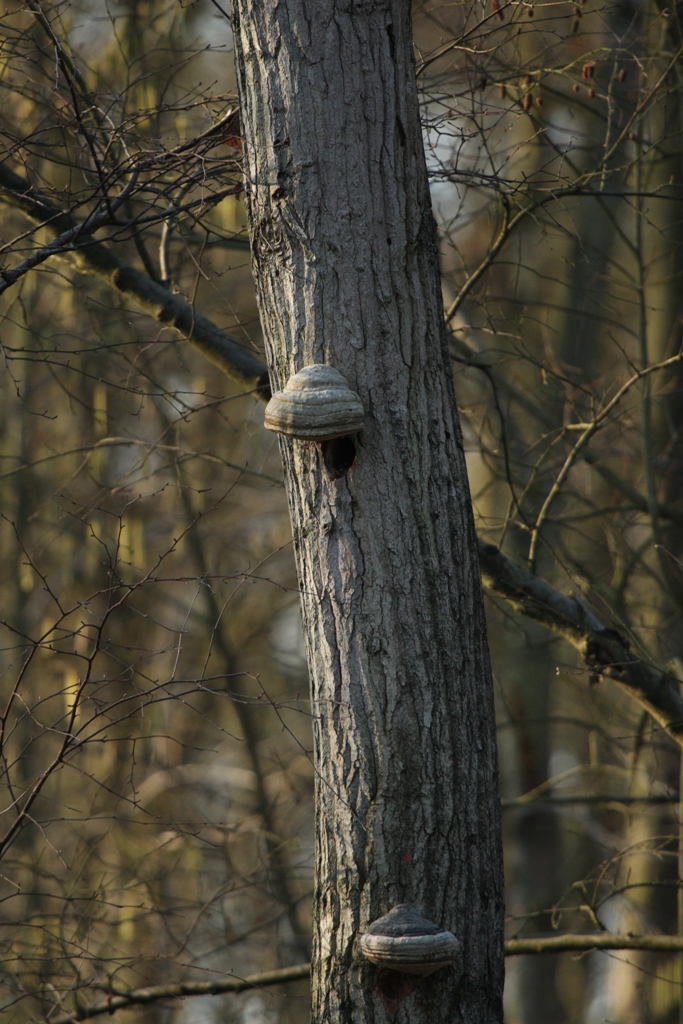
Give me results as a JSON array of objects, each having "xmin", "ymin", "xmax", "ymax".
[{"xmin": 1, "ymin": 0, "xmax": 682, "ymax": 1022}]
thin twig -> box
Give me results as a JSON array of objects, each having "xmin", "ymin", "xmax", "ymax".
[
  {"xmin": 444, "ymin": 195, "xmax": 513, "ymax": 325},
  {"xmin": 527, "ymin": 352, "xmax": 683, "ymax": 568},
  {"xmin": 48, "ymin": 964, "xmax": 312, "ymax": 1024},
  {"xmin": 0, "ymin": 164, "xmax": 270, "ymax": 398}
]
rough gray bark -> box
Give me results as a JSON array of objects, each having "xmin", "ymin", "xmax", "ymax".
[{"xmin": 231, "ymin": 3, "xmax": 504, "ymax": 1023}]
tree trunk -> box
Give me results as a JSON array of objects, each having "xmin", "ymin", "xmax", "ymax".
[{"xmin": 231, "ymin": 2, "xmax": 504, "ymax": 1021}]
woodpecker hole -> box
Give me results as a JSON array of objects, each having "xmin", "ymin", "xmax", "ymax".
[
  {"xmin": 321, "ymin": 436, "xmax": 357, "ymax": 479},
  {"xmin": 373, "ymin": 968, "xmax": 417, "ymax": 1013}
]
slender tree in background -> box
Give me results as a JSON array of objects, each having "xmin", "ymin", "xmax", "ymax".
[{"xmin": 230, "ymin": 2, "xmax": 504, "ymax": 1022}]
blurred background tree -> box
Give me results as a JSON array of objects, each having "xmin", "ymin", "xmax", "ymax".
[{"xmin": 0, "ymin": 1, "xmax": 682, "ymax": 1022}]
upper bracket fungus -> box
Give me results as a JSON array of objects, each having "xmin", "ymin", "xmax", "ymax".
[{"xmin": 263, "ymin": 364, "xmax": 364, "ymax": 441}]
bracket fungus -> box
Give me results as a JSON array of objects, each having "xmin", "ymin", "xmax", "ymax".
[
  {"xmin": 263, "ymin": 364, "xmax": 364, "ymax": 441},
  {"xmin": 359, "ymin": 903, "xmax": 460, "ymax": 977}
]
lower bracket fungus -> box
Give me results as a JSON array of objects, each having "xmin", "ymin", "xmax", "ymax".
[{"xmin": 359, "ymin": 903, "xmax": 460, "ymax": 978}]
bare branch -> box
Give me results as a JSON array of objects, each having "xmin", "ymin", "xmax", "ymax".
[
  {"xmin": 443, "ymin": 195, "xmax": 513, "ymax": 325},
  {"xmin": 0, "ymin": 164, "xmax": 270, "ymax": 400},
  {"xmin": 478, "ymin": 540, "xmax": 683, "ymax": 746},
  {"xmin": 527, "ymin": 351, "xmax": 683, "ymax": 567},
  {"xmin": 45, "ymin": 931, "xmax": 683, "ymax": 1024},
  {"xmin": 450, "ymin": 334, "xmax": 683, "ymax": 527},
  {"xmin": 0, "ymin": 172, "xmax": 140, "ymax": 293},
  {"xmin": 505, "ymin": 934, "xmax": 683, "ymax": 955},
  {"xmin": 48, "ymin": 964, "xmax": 312, "ymax": 1024}
]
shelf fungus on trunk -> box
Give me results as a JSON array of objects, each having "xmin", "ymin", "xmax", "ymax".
[
  {"xmin": 264, "ymin": 364, "xmax": 364, "ymax": 440},
  {"xmin": 360, "ymin": 903, "xmax": 461, "ymax": 977},
  {"xmin": 264, "ymin": 364, "xmax": 364, "ymax": 478}
]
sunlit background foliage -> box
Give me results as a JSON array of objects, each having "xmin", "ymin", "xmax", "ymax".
[{"xmin": 1, "ymin": 0, "xmax": 682, "ymax": 1021}]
